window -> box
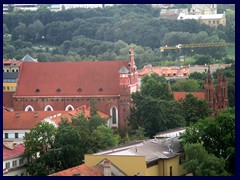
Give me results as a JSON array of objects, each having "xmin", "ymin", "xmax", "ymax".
[
  {"xmin": 21, "ymin": 173, "xmax": 24, "ymax": 176},
  {"xmin": 35, "ymin": 88, "xmax": 40, "ymax": 93},
  {"xmin": 44, "ymin": 105, "xmax": 53, "ymax": 111},
  {"xmin": 19, "ymin": 159, "xmax": 24, "ymax": 165},
  {"xmin": 15, "ymin": 133, "xmax": 18, "ymax": 138},
  {"xmin": 110, "ymin": 107, "xmax": 118, "ymax": 127},
  {"xmin": 5, "ymin": 162, "xmax": 10, "ymax": 169},
  {"xmin": 170, "ymin": 166, "xmax": 172, "ymax": 176},
  {"xmin": 112, "ymin": 107, "xmax": 116, "ymax": 124},
  {"xmin": 65, "ymin": 105, "xmax": 74, "ymax": 111},
  {"xmin": 25, "ymin": 105, "xmax": 34, "ymax": 111},
  {"xmin": 5, "ymin": 133, "xmax": 8, "ymax": 139},
  {"xmin": 179, "ymin": 154, "xmax": 186, "ymax": 165},
  {"xmin": 12, "ymin": 160, "xmax": 17, "ymax": 167},
  {"xmin": 209, "ymin": 21, "xmax": 211, "ymax": 24}
]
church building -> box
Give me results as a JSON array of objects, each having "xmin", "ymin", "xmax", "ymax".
[{"xmin": 13, "ymin": 47, "xmax": 139, "ymax": 128}]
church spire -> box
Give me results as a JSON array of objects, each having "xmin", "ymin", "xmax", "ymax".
[{"xmin": 129, "ymin": 46, "xmax": 136, "ymax": 73}]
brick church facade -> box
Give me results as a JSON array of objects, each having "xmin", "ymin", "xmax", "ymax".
[
  {"xmin": 204, "ymin": 65, "xmax": 228, "ymax": 115},
  {"xmin": 13, "ymin": 47, "xmax": 138, "ymax": 128}
]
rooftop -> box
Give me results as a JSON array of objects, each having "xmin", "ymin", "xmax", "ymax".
[
  {"xmin": 95, "ymin": 137, "xmax": 183, "ymax": 163},
  {"xmin": 173, "ymin": 92, "xmax": 205, "ymax": 101},
  {"xmin": 49, "ymin": 164, "xmax": 103, "ymax": 176},
  {"xmin": 3, "ymin": 143, "xmax": 25, "ymax": 160},
  {"xmin": 15, "ymin": 61, "xmax": 129, "ymax": 97}
]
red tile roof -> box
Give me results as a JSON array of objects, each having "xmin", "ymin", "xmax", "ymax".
[
  {"xmin": 15, "ymin": 61, "xmax": 129, "ymax": 97},
  {"xmin": 50, "ymin": 105, "xmax": 109, "ymax": 126},
  {"xmin": 173, "ymin": 92, "xmax": 205, "ymax": 101},
  {"xmin": 49, "ymin": 164, "xmax": 103, "ymax": 176},
  {"xmin": 3, "ymin": 111, "xmax": 64, "ymax": 130},
  {"xmin": 3, "ymin": 144, "xmax": 25, "ymax": 160},
  {"xmin": 3, "ymin": 107, "xmax": 110, "ymax": 130},
  {"xmin": 3, "ymin": 92, "xmax": 15, "ymax": 109}
]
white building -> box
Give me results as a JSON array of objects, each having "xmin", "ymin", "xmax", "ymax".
[
  {"xmin": 62, "ymin": 4, "xmax": 103, "ymax": 10},
  {"xmin": 191, "ymin": 4, "xmax": 217, "ymax": 15},
  {"xmin": 3, "ymin": 142, "xmax": 28, "ymax": 176},
  {"xmin": 14, "ymin": 4, "xmax": 38, "ymax": 11}
]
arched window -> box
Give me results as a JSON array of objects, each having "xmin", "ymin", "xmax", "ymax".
[
  {"xmin": 44, "ymin": 105, "xmax": 53, "ymax": 111},
  {"xmin": 25, "ymin": 105, "xmax": 34, "ymax": 111},
  {"xmin": 110, "ymin": 106, "xmax": 118, "ymax": 127},
  {"xmin": 65, "ymin": 105, "xmax": 74, "ymax": 111}
]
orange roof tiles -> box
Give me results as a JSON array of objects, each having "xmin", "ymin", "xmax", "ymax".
[
  {"xmin": 173, "ymin": 92, "xmax": 205, "ymax": 101},
  {"xmin": 49, "ymin": 164, "xmax": 103, "ymax": 176},
  {"xmin": 3, "ymin": 106, "xmax": 110, "ymax": 130},
  {"xmin": 3, "ymin": 144, "xmax": 25, "ymax": 160},
  {"xmin": 15, "ymin": 61, "xmax": 129, "ymax": 97},
  {"xmin": 3, "ymin": 111, "xmax": 63, "ymax": 130}
]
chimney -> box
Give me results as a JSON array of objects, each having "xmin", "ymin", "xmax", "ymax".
[
  {"xmin": 34, "ymin": 112, "xmax": 38, "ymax": 118},
  {"xmin": 15, "ymin": 112, "xmax": 20, "ymax": 118},
  {"xmin": 103, "ymin": 160, "xmax": 111, "ymax": 176}
]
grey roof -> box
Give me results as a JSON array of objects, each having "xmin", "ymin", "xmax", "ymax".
[
  {"xmin": 119, "ymin": 66, "xmax": 129, "ymax": 73},
  {"xmin": 3, "ymin": 72, "xmax": 19, "ymax": 79},
  {"xmin": 22, "ymin": 54, "xmax": 36, "ymax": 62},
  {"xmin": 95, "ymin": 137, "xmax": 183, "ymax": 163}
]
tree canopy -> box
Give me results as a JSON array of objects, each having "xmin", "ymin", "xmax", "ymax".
[
  {"xmin": 3, "ymin": 4, "xmax": 234, "ymax": 67},
  {"xmin": 181, "ymin": 108, "xmax": 235, "ymax": 175}
]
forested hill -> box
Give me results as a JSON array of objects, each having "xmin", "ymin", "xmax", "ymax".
[{"xmin": 3, "ymin": 4, "xmax": 235, "ymax": 68}]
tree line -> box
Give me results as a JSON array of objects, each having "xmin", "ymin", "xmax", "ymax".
[{"xmin": 3, "ymin": 4, "xmax": 235, "ymax": 68}]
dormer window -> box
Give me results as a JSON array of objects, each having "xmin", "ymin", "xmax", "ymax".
[
  {"xmin": 35, "ymin": 88, "xmax": 40, "ymax": 93},
  {"xmin": 77, "ymin": 88, "xmax": 82, "ymax": 92},
  {"xmin": 99, "ymin": 88, "xmax": 103, "ymax": 92},
  {"xmin": 56, "ymin": 88, "xmax": 61, "ymax": 92}
]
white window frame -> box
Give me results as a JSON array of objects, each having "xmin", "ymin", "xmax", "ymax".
[
  {"xmin": 25, "ymin": 105, "xmax": 34, "ymax": 111},
  {"xmin": 65, "ymin": 104, "xmax": 74, "ymax": 111},
  {"xmin": 110, "ymin": 106, "xmax": 118, "ymax": 128},
  {"xmin": 44, "ymin": 105, "xmax": 54, "ymax": 111}
]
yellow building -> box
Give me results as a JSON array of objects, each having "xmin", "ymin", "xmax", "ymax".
[
  {"xmin": 3, "ymin": 72, "xmax": 18, "ymax": 92},
  {"xmin": 85, "ymin": 137, "xmax": 186, "ymax": 176},
  {"xmin": 177, "ymin": 12, "xmax": 226, "ymax": 28}
]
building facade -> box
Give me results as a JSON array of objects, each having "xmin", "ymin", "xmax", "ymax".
[
  {"xmin": 3, "ymin": 142, "xmax": 27, "ymax": 176},
  {"xmin": 85, "ymin": 136, "xmax": 186, "ymax": 176},
  {"xmin": 13, "ymin": 47, "xmax": 138, "ymax": 128},
  {"xmin": 205, "ymin": 66, "xmax": 228, "ymax": 115}
]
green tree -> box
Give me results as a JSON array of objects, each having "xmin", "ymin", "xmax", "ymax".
[
  {"xmin": 24, "ymin": 121, "xmax": 57, "ymax": 176},
  {"xmin": 181, "ymin": 94, "xmax": 212, "ymax": 125},
  {"xmin": 53, "ymin": 125, "xmax": 82, "ymax": 169},
  {"xmin": 183, "ymin": 143, "xmax": 229, "ymax": 176},
  {"xmin": 3, "ymin": 23, "xmax": 8, "ymax": 34},
  {"xmin": 12, "ymin": 22, "xmax": 27, "ymax": 41},
  {"xmin": 130, "ymin": 96, "xmax": 185, "ymax": 137},
  {"xmin": 140, "ymin": 73, "xmax": 173, "ymax": 100},
  {"xmin": 181, "ymin": 108, "xmax": 235, "ymax": 175},
  {"xmin": 92, "ymin": 125, "xmax": 119, "ymax": 152},
  {"xmin": 171, "ymin": 79, "xmax": 201, "ymax": 92}
]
